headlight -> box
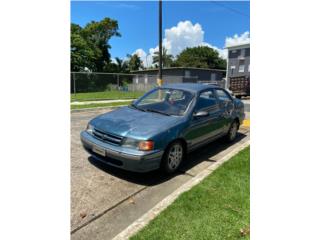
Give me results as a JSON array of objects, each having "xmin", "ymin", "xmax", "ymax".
[
  {"xmin": 122, "ymin": 138, "xmax": 154, "ymax": 151},
  {"xmin": 86, "ymin": 124, "xmax": 94, "ymax": 134},
  {"xmin": 121, "ymin": 138, "xmax": 139, "ymax": 149}
]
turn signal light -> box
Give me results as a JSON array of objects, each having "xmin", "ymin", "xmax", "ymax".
[{"xmin": 139, "ymin": 140, "xmax": 154, "ymax": 151}]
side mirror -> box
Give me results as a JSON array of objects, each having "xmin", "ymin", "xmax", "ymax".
[{"xmin": 193, "ymin": 111, "xmax": 209, "ymax": 118}]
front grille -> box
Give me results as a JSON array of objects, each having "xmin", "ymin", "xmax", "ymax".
[{"xmin": 92, "ymin": 128, "xmax": 123, "ymax": 145}]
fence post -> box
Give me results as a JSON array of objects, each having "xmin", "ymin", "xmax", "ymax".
[
  {"xmin": 73, "ymin": 72, "xmax": 76, "ymax": 99},
  {"xmin": 117, "ymin": 74, "xmax": 120, "ymax": 90}
]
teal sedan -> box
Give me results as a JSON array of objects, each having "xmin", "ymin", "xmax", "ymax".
[{"xmin": 81, "ymin": 83, "xmax": 245, "ymax": 174}]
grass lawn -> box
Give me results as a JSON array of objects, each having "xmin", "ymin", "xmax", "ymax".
[
  {"xmin": 131, "ymin": 146, "xmax": 250, "ymax": 240},
  {"xmin": 71, "ymin": 101, "xmax": 131, "ymax": 110},
  {"xmin": 71, "ymin": 91, "xmax": 145, "ymax": 102}
]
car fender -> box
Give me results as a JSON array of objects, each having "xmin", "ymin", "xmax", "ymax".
[{"xmin": 152, "ymin": 120, "xmax": 188, "ymax": 151}]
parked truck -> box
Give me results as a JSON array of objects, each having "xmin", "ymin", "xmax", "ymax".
[{"xmin": 229, "ymin": 76, "xmax": 250, "ymax": 98}]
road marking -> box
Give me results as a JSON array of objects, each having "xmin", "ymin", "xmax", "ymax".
[{"xmin": 242, "ymin": 119, "xmax": 250, "ymax": 127}]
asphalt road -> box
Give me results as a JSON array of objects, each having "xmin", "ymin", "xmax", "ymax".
[{"xmin": 71, "ymin": 106, "xmax": 250, "ymax": 240}]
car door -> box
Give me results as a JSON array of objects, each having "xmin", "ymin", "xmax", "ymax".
[
  {"xmin": 184, "ymin": 89, "xmax": 225, "ymax": 149},
  {"xmin": 214, "ymin": 88, "xmax": 234, "ymax": 133}
]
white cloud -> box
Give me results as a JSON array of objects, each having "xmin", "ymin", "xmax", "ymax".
[
  {"xmin": 225, "ymin": 31, "xmax": 250, "ymax": 47},
  {"xmin": 133, "ymin": 48, "xmax": 146, "ymax": 60},
  {"xmin": 163, "ymin": 21, "xmax": 205, "ymax": 56},
  {"xmin": 148, "ymin": 20, "xmax": 222, "ymax": 58},
  {"xmin": 132, "ymin": 48, "xmax": 153, "ymax": 68},
  {"xmin": 134, "ymin": 20, "xmax": 227, "ymax": 65},
  {"xmin": 132, "ymin": 21, "xmax": 250, "ymax": 66}
]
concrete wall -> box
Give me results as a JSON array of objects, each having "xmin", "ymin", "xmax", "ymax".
[{"xmin": 133, "ymin": 68, "xmax": 226, "ymax": 86}]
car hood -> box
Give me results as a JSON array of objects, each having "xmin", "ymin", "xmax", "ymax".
[{"xmin": 90, "ymin": 106, "xmax": 180, "ymax": 138}]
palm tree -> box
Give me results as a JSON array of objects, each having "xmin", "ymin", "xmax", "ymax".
[
  {"xmin": 126, "ymin": 54, "xmax": 143, "ymax": 71},
  {"xmin": 152, "ymin": 47, "xmax": 174, "ymax": 68},
  {"xmin": 115, "ymin": 57, "xmax": 128, "ymax": 73}
]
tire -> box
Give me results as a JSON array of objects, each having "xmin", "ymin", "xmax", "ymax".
[
  {"xmin": 225, "ymin": 120, "xmax": 239, "ymax": 142},
  {"xmin": 161, "ymin": 141, "xmax": 185, "ymax": 174}
]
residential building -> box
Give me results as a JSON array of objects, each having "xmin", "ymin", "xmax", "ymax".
[{"xmin": 226, "ymin": 43, "xmax": 250, "ymax": 93}]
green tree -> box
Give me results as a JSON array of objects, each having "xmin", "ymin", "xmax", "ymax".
[
  {"xmin": 127, "ymin": 54, "xmax": 143, "ymax": 71},
  {"xmin": 115, "ymin": 57, "xmax": 129, "ymax": 72},
  {"xmin": 71, "ymin": 18, "xmax": 121, "ymax": 72},
  {"xmin": 71, "ymin": 24, "xmax": 96, "ymax": 71},
  {"xmin": 105, "ymin": 57, "xmax": 129, "ymax": 73},
  {"xmin": 174, "ymin": 46, "xmax": 226, "ymax": 69},
  {"xmin": 152, "ymin": 47, "xmax": 174, "ymax": 68},
  {"xmin": 103, "ymin": 60, "xmax": 126, "ymax": 73}
]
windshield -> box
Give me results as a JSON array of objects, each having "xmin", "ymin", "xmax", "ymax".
[{"xmin": 133, "ymin": 88, "xmax": 194, "ymax": 116}]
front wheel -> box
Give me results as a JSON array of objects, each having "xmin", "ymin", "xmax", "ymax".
[
  {"xmin": 161, "ymin": 141, "xmax": 185, "ymax": 174},
  {"xmin": 226, "ymin": 120, "xmax": 239, "ymax": 142}
]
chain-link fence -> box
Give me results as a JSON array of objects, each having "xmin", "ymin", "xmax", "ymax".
[{"xmin": 71, "ymin": 72, "xmax": 226, "ymax": 101}]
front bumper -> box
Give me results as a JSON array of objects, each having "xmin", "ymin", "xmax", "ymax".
[{"xmin": 80, "ymin": 131, "xmax": 164, "ymax": 173}]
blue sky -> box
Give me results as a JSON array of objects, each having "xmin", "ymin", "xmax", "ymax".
[{"xmin": 71, "ymin": 1, "xmax": 250, "ymax": 63}]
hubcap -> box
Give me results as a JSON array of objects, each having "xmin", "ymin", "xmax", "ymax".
[
  {"xmin": 230, "ymin": 122, "xmax": 238, "ymax": 140},
  {"xmin": 168, "ymin": 144, "xmax": 183, "ymax": 170}
]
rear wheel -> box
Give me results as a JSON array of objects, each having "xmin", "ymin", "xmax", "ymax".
[
  {"xmin": 161, "ymin": 141, "xmax": 185, "ymax": 174},
  {"xmin": 226, "ymin": 120, "xmax": 239, "ymax": 142}
]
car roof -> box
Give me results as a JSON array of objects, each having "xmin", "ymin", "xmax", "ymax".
[{"xmin": 161, "ymin": 83, "xmax": 219, "ymax": 93}]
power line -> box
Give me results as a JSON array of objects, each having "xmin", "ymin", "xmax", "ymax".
[{"xmin": 211, "ymin": 1, "xmax": 250, "ymax": 18}]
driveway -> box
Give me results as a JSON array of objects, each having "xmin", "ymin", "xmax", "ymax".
[{"xmin": 71, "ymin": 107, "xmax": 250, "ymax": 240}]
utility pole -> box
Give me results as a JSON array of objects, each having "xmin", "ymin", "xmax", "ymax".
[{"xmin": 157, "ymin": 0, "xmax": 163, "ymax": 86}]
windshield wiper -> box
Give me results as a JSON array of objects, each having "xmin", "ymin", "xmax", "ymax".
[
  {"xmin": 130, "ymin": 104, "xmax": 146, "ymax": 112},
  {"xmin": 145, "ymin": 109, "xmax": 171, "ymax": 116}
]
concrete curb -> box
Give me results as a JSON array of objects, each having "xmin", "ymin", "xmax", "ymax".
[
  {"xmin": 112, "ymin": 140, "xmax": 250, "ymax": 240},
  {"xmin": 71, "ymin": 99, "xmax": 135, "ymax": 106}
]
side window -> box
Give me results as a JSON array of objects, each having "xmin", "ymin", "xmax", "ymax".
[
  {"xmin": 215, "ymin": 89, "xmax": 232, "ymax": 102},
  {"xmin": 195, "ymin": 90, "xmax": 218, "ymax": 111},
  {"xmin": 168, "ymin": 90, "xmax": 184, "ymax": 101}
]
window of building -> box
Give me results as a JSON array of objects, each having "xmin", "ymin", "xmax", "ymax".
[
  {"xmin": 185, "ymin": 70, "xmax": 191, "ymax": 77},
  {"xmin": 240, "ymin": 48, "xmax": 245, "ymax": 57},
  {"xmin": 211, "ymin": 73, "xmax": 216, "ymax": 81},
  {"xmin": 230, "ymin": 66, "xmax": 236, "ymax": 75},
  {"xmin": 238, "ymin": 60, "xmax": 245, "ymax": 73}
]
